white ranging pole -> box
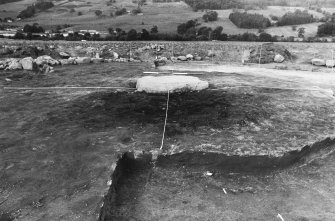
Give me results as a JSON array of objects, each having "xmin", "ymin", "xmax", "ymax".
[{"xmin": 160, "ymin": 90, "xmax": 170, "ymax": 150}]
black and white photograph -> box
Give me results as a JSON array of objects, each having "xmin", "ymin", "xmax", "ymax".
[{"xmin": 1, "ymin": 0, "xmax": 335, "ymax": 220}]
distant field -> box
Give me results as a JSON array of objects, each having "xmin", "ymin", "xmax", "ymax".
[
  {"xmin": 0, "ymin": 0, "xmax": 35, "ymax": 19},
  {"xmin": 265, "ymin": 22, "xmax": 323, "ymax": 38},
  {"xmin": 2, "ymin": 0, "xmax": 328, "ymax": 38}
]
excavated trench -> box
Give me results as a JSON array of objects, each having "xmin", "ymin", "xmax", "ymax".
[
  {"xmin": 87, "ymin": 89, "xmax": 335, "ymax": 220},
  {"xmin": 99, "ymin": 138, "xmax": 335, "ymax": 221}
]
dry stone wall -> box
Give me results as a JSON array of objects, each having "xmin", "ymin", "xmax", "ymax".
[{"xmin": 1, "ymin": 40, "xmax": 335, "ymax": 66}]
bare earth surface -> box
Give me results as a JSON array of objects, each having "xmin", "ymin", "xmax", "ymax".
[{"xmin": 1, "ymin": 62, "xmax": 335, "ymax": 220}]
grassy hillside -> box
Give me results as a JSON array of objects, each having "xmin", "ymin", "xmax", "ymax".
[
  {"xmin": 0, "ymin": 0, "xmax": 22, "ymax": 4},
  {"xmin": 2, "ymin": 0, "xmax": 332, "ymax": 38}
]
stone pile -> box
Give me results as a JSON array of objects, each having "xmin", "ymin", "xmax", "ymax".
[
  {"xmin": 0, "ymin": 53, "xmax": 142, "ymax": 71},
  {"xmin": 242, "ymin": 43, "xmax": 292, "ymax": 64}
]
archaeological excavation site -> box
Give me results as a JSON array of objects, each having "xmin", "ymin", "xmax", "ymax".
[{"xmin": 1, "ymin": 41, "xmax": 335, "ymax": 221}]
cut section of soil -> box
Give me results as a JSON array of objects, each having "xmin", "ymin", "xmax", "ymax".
[{"xmin": 100, "ymin": 138, "xmax": 335, "ymax": 221}]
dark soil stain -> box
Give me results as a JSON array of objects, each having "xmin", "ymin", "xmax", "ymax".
[{"xmin": 46, "ymin": 90, "xmax": 272, "ymax": 133}]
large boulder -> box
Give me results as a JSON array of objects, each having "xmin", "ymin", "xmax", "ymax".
[
  {"xmin": 244, "ymin": 43, "xmax": 292, "ymax": 64},
  {"xmin": 75, "ymin": 57, "xmax": 91, "ymax": 64},
  {"xmin": 35, "ymin": 55, "xmax": 59, "ymax": 66},
  {"xmin": 5, "ymin": 59, "xmax": 22, "ymax": 70},
  {"xmin": 311, "ymin": 58, "xmax": 326, "ymax": 66},
  {"xmin": 19, "ymin": 57, "xmax": 34, "ymax": 70},
  {"xmin": 136, "ymin": 76, "xmax": 209, "ymax": 93},
  {"xmin": 274, "ymin": 54, "xmax": 285, "ymax": 63}
]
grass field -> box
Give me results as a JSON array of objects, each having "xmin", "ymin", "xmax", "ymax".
[{"xmin": 1, "ymin": 0, "xmax": 329, "ymax": 37}]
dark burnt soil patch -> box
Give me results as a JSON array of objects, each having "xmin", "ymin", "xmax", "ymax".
[
  {"xmin": 45, "ymin": 90, "xmax": 272, "ymax": 133},
  {"xmin": 100, "ymin": 138, "xmax": 335, "ymax": 221}
]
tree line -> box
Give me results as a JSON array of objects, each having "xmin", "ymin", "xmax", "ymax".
[
  {"xmin": 317, "ymin": 22, "xmax": 335, "ymax": 36},
  {"xmin": 229, "ymin": 9, "xmax": 316, "ymax": 29},
  {"xmin": 277, "ymin": 10, "xmax": 315, "ymax": 26},
  {"xmin": 229, "ymin": 12, "xmax": 271, "ymax": 29},
  {"xmin": 184, "ymin": 0, "xmax": 241, "ymax": 11}
]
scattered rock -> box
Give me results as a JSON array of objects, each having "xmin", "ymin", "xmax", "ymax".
[
  {"xmin": 37, "ymin": 46, "xmax": 44, "ymax": 52},
  {"xmin": 68, "ymin": 57, "xmax": 76, "ymax": 64},
  {"xmin": 112, "ymin": 51, "xmax": 119, "ymax": 59},
  {"xmin": 194, "ymin": 56, "xmax": 202, "ymax": 61},
  {"xmin": 170, "ymin": 57, "xmax": 178, "ymax": 62},
  {"xmin": 75, "ymin": 57, "xmax": 91, "ymax": 64},
  {"xmin": 186, "ymin": 54, "xmax": 194, "ymax": 60},
  {"xmin": 59, "ymin": 52, "xmax": 70, "ymax": 59},
  {"xmin": 5, "ymin": 58, "xmax": 22, "ymax": 70},
  {"xmin": 59, "ymin": 59, "xmax": 72, "ymax": 65},
  {"xmin": 274, "ymin": 54, "xmax": 285, "ymax": 63},
  {"xmin": 104, "ymin": 59, "xmax": 113, "ymax": 63},
  {"xmin": 311, "ymin": 58, "xmax": 326, "ymax": 66},
  {"xmin": 177, "ymin": 56, "xmax": 187, "ymax": 61},
  {"xmin": 19, "ymin": 57, "xmax": 34, "ymax": 70},
  {"xmin": 40, "ymin": 64, "xmax": 54, "ymax": 74},
  {"xmin": 35, "ymin": 55, "xmax": 59, "ymax": 66},
  {"xmin": 326, "ymin": 60, "xmax": 335, "ymax": 67},
  {"xmin": 119, "ymin": 58, "xmax": 128, "ymax": 62},
  {"xmin": 244, "ymin": 43, "xmax": 292, "ymax": 64}
]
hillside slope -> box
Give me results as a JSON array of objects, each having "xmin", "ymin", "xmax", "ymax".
[{"xmin": 1, "ymin": 0, "xmax": 331, "ymax": 38}]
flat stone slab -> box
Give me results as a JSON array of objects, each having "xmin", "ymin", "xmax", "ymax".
[{"xmin": 136, "ymin": 75, "xmax": 209, "ymax": 93}]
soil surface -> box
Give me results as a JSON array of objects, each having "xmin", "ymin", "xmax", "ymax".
[{"xmin": 1, "ymin": 62, "xmax": 335, "ymax": 220}]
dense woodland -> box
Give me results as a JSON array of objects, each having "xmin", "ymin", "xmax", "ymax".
[
  {"xmin": 277, "ymin": 10, "xmax": 315, "ymax": 26},
  {"xmin": 229, "ymin": 12, "xmax": 271, "ymax": 29},
  {"xmin": 317, "ymin": 22, "xmax": 335, "ymax": 36},
  {"xmin": 184, "ymin": 0, "xmax": 242, "ymax": 10}
]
